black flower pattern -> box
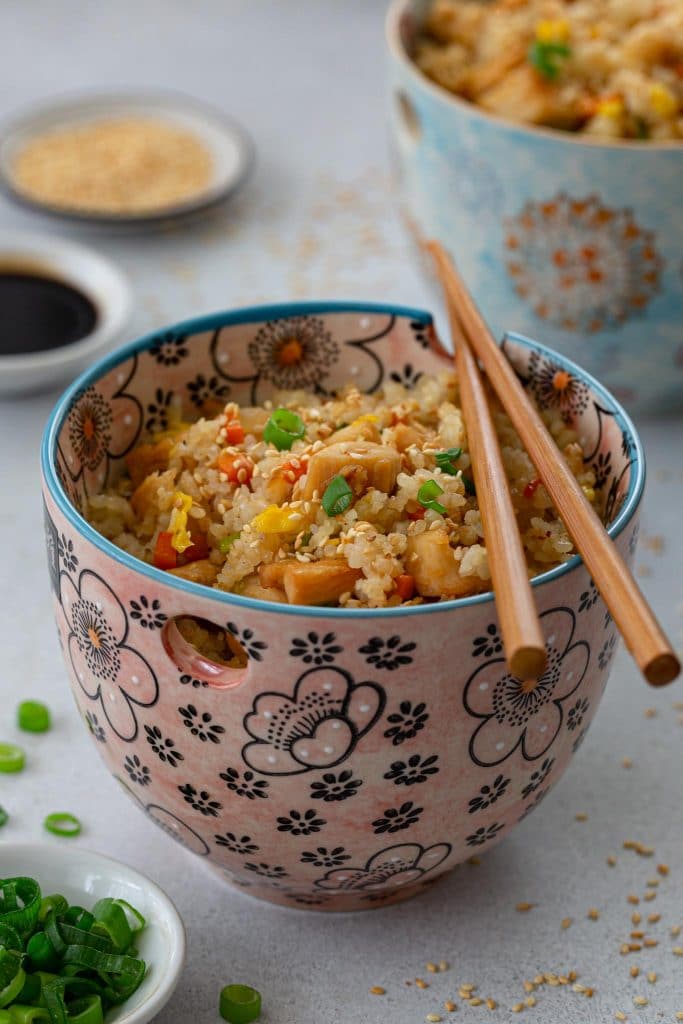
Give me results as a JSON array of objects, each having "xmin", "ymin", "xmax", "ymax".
[
  {"xmin": 145, "ymin": 389, "xmax": 175, "ymax": 433},
  {"xmin": 226, "ymin": 622, "xmax": 267, "ymax": 661},
  {"xmin": 186, "ymin": 373, "xmax": 230, "ymax": 409},
  {"xmin": 383, "ymin": 754, "xmax": 439, "ymax": 786},
  {"xmin": 149, "ymin": 332, "xmax": 188, "ymax": 366},
  {"xmin": 276, "ymin": 809, "xmax": 326, "ymax": 836},
  {"xmin": 527, "ymin": 352, "xmax": 590, "ymax": 422},
  {"xmin": 464, "ymin": 607, "xmax": 588, "ymax": 766},
  {"xmin": 572, "ymin": 726, "xmax": 589, "ymax": 753},
  {"xmin": 521, "ymin": 757, "xmax": 554, "ymax": 800},
  {"xmin": 85, "ymin": 711, "xmax": 106, "ymax": 743},
  {"xmin": 61, "ymin": 569, "xmax": 159, "ymax": 742},
  {"xmin": 628, "ymin": 523, "xmax": 640, "ymax": 557},
  {"xmin": 310, "ymin": 769, "xmax": 362, "ymax": 802},
  {"xmin": 219, "ymin": 766, "xmax": 269, "ymax": 800},
  {"xmin": 214, "ymin": 832, "xmax": 259, "ymax": 855},
  {"xmin": 289, "ymin": 632, "xmax": 342, "ymax": 666},
  {"xmin": 410, "ymin": 319, "xmax": 433, "ymax": 350},
  {"xmin": 178, "ymin": 783, "xmax": 222, "ymax": 817},
  {"xmin": 291, "ymin": 893, "xmax": 330, "ymax": 906},
  {"xmin": 465, "ymin": 822, "xmax": 504, "ymax": 847},
  {"xmin": 44, "ymin": 503, "xmax": 60, "ymax": 598},
  {"xmin": 300, "ymin": 846, "xmax": 350, "ymax": 868},
  {"xmin": 68, "ymin": 388, "xmax": 112, "ymax": 471},
  {"xmin": 179, "ymin": 673, "xmax": 208, "ymax": 689},
  {"xmin": 592, "ymin": 452, "xmax": 613, "ymax": 491},
  {"xmin": 472, "ymin": 624, "xmax": 503, "ymax": 659},
  {"xmin": 372, "ymin": 801, "xmax": 423, "ymax": 835},
  {"xmin": 316, "ymin": 841, "xmax": 451, "ymax": 893},
  {"xmin": 390, "ymin": 363, "xmax": 423, "ymax": 389},
  {"xmin": 566, "ymin": 697, "xmax": 590, "ymax": 732},
  {"xmin": 179, "ymin": 704, "xmax": 225, "ymax": 744},
  {"xmin": 598, "ymin": 634, "xmax": 617, "ymax": 671},
  {"xmin": 384, "ymin": 701, "xmax": 429, "ymax": 746},
  {"xmin": 578, "ymin": 581, "xmax": 599, "ymax": 612},
  {"xmin": 247, "ymin": 315, "xmax": 339, "ymax": 390},
  {"xmin": 58, "ymin": 534, "xmax": 78, "ymax": 574},
  {"xmin": 244, "ymin": 862, "xmax": 288, "ymax": 880},
  {"xmin": 359, "ymin": 635, "xmax": 416, "ymax": 671},
  {"xmin": 129, "ymin": 595, "xmax": 167, "ymax": 630},
  {"xmin": 604, "ymin": 608, "xmax": 613, "ymax": 630},
  {"xmin": 468, "ymin": 774, "xmax": 510, "ymax": 814},
  {"xmin": 144, "ymin": 724, "xmax": 184, "ymax": 767},
  {"xmin": 518, "ymin": 788, "xmax": 549, "ymax": 822},
  {"xmin": 124, "ymin": 754, "xmax": 151, "ymax": 786}
]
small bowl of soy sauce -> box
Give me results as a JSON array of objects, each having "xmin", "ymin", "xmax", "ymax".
[{"xmin": 0, "ymin": 231, "xmax": 131, "ymax": 396}]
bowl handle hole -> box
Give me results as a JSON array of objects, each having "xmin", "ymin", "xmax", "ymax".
[
  {"xmin": 162, "ymin": 616, "xmax": 249, "ymax": 690},
  {"xmin": 395, "ymin": 91, "xmax": 422, "ymax": 145}
]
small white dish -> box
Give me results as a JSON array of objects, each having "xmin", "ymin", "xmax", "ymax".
[
  {"xmin": 0, "ymin": 231, "xmax": 131, "ymax": 397},
  {"xmin": 0, "ymin": 90, "xmax": 254, "ymax": 226},
  {"xmin": 0, "ymin": 841, "xmax": 186, "ymax": 1024}
]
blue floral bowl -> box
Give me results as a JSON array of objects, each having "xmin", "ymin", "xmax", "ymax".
[
  {"xmin": 41, "ymin": 302, "xmax": 643, "ymax": 910},
  {"xmin": 386, "ymin": 0, "xmax": 683, "ymax": 417}
]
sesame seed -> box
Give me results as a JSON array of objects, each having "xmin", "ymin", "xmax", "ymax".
[
  {"xmin": 567, "ymin": 972, "xmax": 578, "ymax": 982},
  {"xmin": 607, "ymin": 855, "xmax": 618, "ymax": 866},
  {"xmin": 646, "ymin": 879, "xmax": 659, "ymax": 888},
  {"xmin": 622, "ymin": 758, "xmax": 633, "ymax": 769},
  {"xmin": 426, "ymin": 963, "xmax": 439, "ymax": 973},
  {"xmin": 632, "ymin": 913, "xmax": 642, "ymax": 925},
  {"xmin": 511, "ymin": 1003, "xmax": 524, "ymax": 1013},
  {"xmin": 369, "ymin": 986, "xmax": 386, "ymax": 995},
  {"xmin": 630, "ymin": 966, "xmax": 640, "ymax": 978},
  {"xmin": 647, "ymin": 972, "xmax": 656, "ymax": 983},
  {"xmin": 533, "ymin": 976, "xmax": 544, "ymax": 986},
  {"xmin": 672, "ymin": 926, "xmax": 681, "ymax": 937},
  {"xmin": 523, "ymin": 982, "xmax": 535, "ymax": 993},
  {"xmin": 416, "ymin": 979, "xmax": 429, "ymax": 989},
  {"xmin": 439, "ymin": 961, "xmax": 449, "ymax": 972},
  {"xmin": 525, "ymin": 996, "xmax": 536, "ymax": 1007},
  {"xmin": 627, "ymin": 895, "xmax": 640, "ymax": 905},
  {"xmin": 643, "ymin": 892, "xmax": 656, "ymax": 902},
  {"xmin": 516, "ymin": 902, "xmax": 535, "ymax": 912},
  {"xmin": 614, "ymin": 1013, "xmax": 627, "ymax": 1021},
  {"xmin": 561, "ymin": 917, "xmax": 573, "ymax": 929},
  {"xmin": 558, "ymin": 976, "xmax": 569, "ymax": 986},
  {"xmin": 468, "ymin": 998, "xmax": 483, "ymax": 1007},
  {"xmin": 630, "ymin": 931, "xmax": 645, "ymax": 939},
  {"xmin": 647, "ymin": 913, "xmax": 660, "ymax": 923},
  {"xmin": 643, "ymin": 939, "xmax": 657, "ymax": 948},
  {"xmin": 460, "ymin": 984, "xmax": 475, "ymax": 992},
  {"xmin": 676, "ymin": 1014, "xmax": 683, "ymax": 1022},
  {"xmin": 633, "ymin": 996, "xmax": 648, "ymax": 1007},
  {"xmin": 575, "ymin": 812, "xmax": 588, "ymax": 821},
  {"xmin": 584, "ymin": 988, "xmax": 594, "ymax": 998},
  {"xmin": 620, "ymin": 944, "xmax": 631, "ymax": 955},
  {"xmin": 657, "ymin": 864, "xmax": 669, "ymax": 876},
  {"xmin": 486, "ymin": 998, "xmax": 497, "ymax": 1010},
  {"xmin": 643, "ymin": 708, "xmax": 657, "ymax": 718},
  {"xmin": 674, "ymin": 947, "xmax": 683, "ymax": 956},
  {"xmin": 588, "ymin": 908, "xmax": 600, "ymax": 920},
  {"xmin": 572, "ymin": 984, "xmax": 585, "ymax": 993},
  {"xmin": 426, "ymin": 1015, "xmax": 443, "ymax": 1022},
  {"xmin": 444, "ymin": 1002, "xmax": 457, "ymax": 1013}
]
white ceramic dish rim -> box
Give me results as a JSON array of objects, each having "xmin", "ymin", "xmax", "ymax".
[
  {"xmin": 0, "ymin": 841, "xmax": 186, "ymax": 1024},
  {"xmin": 0, "ymin": 231, "xmax": 131, "ymax": 379},
  {"xmin": 386, "ymin": 0, "xmax": 683, "ymax": 153},
  {"xmin": 0, "ymin": 89, "xmax": 255, "ymax": 225},
  {"xmin": 41, "ymin": 300, "xmax": 646, "ymax": 622}
]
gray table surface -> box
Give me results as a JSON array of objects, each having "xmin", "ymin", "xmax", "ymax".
[{"xmin": 0, "ymin": 2, "xmax": 681, "ymax": 1021}]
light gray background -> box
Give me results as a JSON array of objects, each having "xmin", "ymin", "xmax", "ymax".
[{"xmin": 0, "ymin": 2, "xmax": 681, "ymax": 1021}]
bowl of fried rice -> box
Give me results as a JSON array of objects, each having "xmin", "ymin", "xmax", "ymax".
[
  {"xmin": 42, "ymin": 301, "xmax": 644, "ymax": 910},
  {"xmin": 387, "ymin": 0, "xmax": 683, "ymax": 415}
]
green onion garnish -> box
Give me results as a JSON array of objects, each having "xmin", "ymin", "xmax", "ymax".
[
  {"xmin": 220, "ymin": 984, "xmax": 262, "ymax": 1024},
  {"xmin": 434, "ymin": 447, "xmax": 463, "ymax": 475},
  {"xmin": 263, "ymin": 408, "xmax": 306, "ymax": 451},
  {"xmin": 0, "ymin": 877, "xmax": 146, "ymax": 1022},
  {"xmin": 17, "ymin": 702, "xmax": 51, "ymax": 734},
  {"xmin": 321, "ymin": 475, "xmax": 353, "ymax": 517},
  {"xmin": 528, "ymin": 39, "xmax": 570, "ymax": 81},
  {"xmin": 219, "ymin": 532, "xmax": 241, "ymax": 554},
  {"xmin": 43, "ymin": 814, "xmax": 82, "ymax": 839},
  {"xmin": 0, "ymin": 744, "xmax": 25, "ymax": 774},
  {"xmin": 0, "ymin": 808, "xmax": 7, "ymax": 828},
  {"xmin": 417, "ymin": 479, "xmax": 447, "ymax": 515}
]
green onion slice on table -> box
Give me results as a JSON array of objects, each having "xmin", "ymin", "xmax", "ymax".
[
  {"xmin": 17, "ymin": 702, "xmax": 51, "ymax": 734},
  {"xmin": 263, "ymin": 409, "xmax": 306, "ymax": 450},
  {"xmin": 219, "ymin": 984, "xmax": 262, "ymax": 1024},
  {"xmin": 43, "ymin": 815, "xmax": 81, "ymax": 839},
  {"xmin": 0, "ymin": 744, "xmax": 25, "ymax": 774}
]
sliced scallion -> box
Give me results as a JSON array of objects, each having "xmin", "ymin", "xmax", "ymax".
[
  {"xmin": 417, "ymin": 479, "xmax": 447, "ymax": 515},
  {"xmin": 434, "ymin": 448, "xmax": 462, "ymax": 475},
  {"xmin": 263, "ymin": 409, "xmax": 306, "ymax": 451},
  {"xmin": 0, "ymin": 744, "xmax": 25, "ymax": 774},
  {"xmin": 43, "ymin": 814, "xmax": 81, "ymax": 839},
  {"xmin": 17, "ymin": 702, "xmax": 51, "ymax": 734},
  {"xmin": 219, "ymin": 984, "xmax": 262, "ymax": 1024},
  {"xmin": 321, "ymin": 475, "xmax": 353, "ymax": 517},
  {"xmin": 219, "ymin": 532, "xmax": 241, "ymax": 554}
]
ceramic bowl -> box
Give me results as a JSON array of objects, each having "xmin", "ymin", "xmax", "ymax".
[
  {"xmin": 386, "ymin": 0, "xmax": 683, "ymax": 417},
  {"xmin": 0, "ymin": 842, "xmax": 185, "ymax": 1024},
  {"xmin": 41, "ymin": 302, "xmax": 643, "ymax": 912}
]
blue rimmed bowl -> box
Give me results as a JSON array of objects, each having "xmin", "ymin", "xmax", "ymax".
[
  {"xmin": 386, "ymin": 0, "xmax": 683, "ymax": 416},
  {"xmin": 41, "ymin": 302, "xmax": 643, "ymax": 911}
]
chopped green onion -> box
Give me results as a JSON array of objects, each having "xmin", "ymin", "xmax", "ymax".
[
  {"xmin": 0, "ymin": 879, "xmax": 41, "ymax": 939},
  {"xmin": 43, "ymin": 814, "xmax": 81, "ymax": 839},
  {"xmin": 17, "ymin": 702, "xmax": 51, "ymax": 734},
  {"xmin": 38, "ymin": 897, "xmax": 67, "ymax": 924},
  {"xmin": 0, "ymin": 969, "xmax": 25, "ymax": 1010},
  {"xmin": 528, "ymin": 39, "xmax": 570, "ymax": 81},
  {"xmin": 263, "ymin": 409, "xmax": 306, "ymax": 451},
  {"xmin": 112, "ymin": 901, "xmax": 145, "ymax": 935},
  {"xmin": 0, "ymin": 1010, "xmax": 10, "ymax": 1024},
  {"xmin": 219, "ymin": 984, "xmax": 262, "ymax": 1024},
  {"xmin": 6, "ymin": 1006, "xmax": 50, "ymax": 1023},
  {"xmin": 0, "ymin": 925, "xmax": 22, "ymax": 953},
  {"xmin": 417, "ymin": 479, "xmax": 447, "ymax": 515},
  {"xmin": 65, "ymin": 995, "xmax": 103, "ymax": 1024},
  {"xmin": 0, "ymin": 745, "xmax": 25, "ymax": 774},
  {"xmin": 26, "ymin": 933, "xmax": 59, "ymax": 972},
  {"xmin": 434, "ymin": 447, "xmax": 463, "ymax": 475},
  {"xmin": 0, "ymin": 809, "xmax": 7, "ymax": 828},
  {"xmin": 219, "ymin": 532, "xmax": 241, "ymax": 554},
  {"xmin": 61, "ymin": 908, "xmax": 94, "ymax": 933},
  {"xmin": 90, "ymin": 900, "xmax": 132, "ymax": 954},
  {"xmin": 321, "ymin": 475, "xmax": 353, "ymax": 517},
  {"xmin": 16, "ymin": 970, "xmax": 41, "ymax": 1005}
]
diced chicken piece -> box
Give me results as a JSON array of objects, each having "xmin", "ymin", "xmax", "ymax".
[
  {"xmin": 125, "ymin": 438, "xmax": 174, "ymax": 489},
  {"xmin": 329, "ymin": 418, "xmax": 381, "ymax": 445},
  {"xmin": 281, "ymin": 558, "xmax": 362, "ymax": 606},
  {"xmin": 303, "ymin": 442, "xmax": 401, "ymax": 500},
  {"xmin": 240, "ymin": 406, "xmax": 270, "ymax": 438},
  {"xmin": 240, "ymin": 573, "xmax": 287, "ymax": 604},
  {"xmin": 168, "ymin": 559, "xmax": 220, "ymax": 586},
  {"xmin": 478, "ymin": 65, "xmax": 580, "ymax": 129},
  {"xmin": 130, "ymin": 469, "xmax": 175, "ymax": 518},
  {"xmin": 466, "ymin": 48, "xmax": 525, "ymax": 98},
  {"xmin": 258, "ymin": 561, "xmax": 288, "ymax": 590},
  {"xmin": 393, "ymin": 422, "xmax": 427, "ymax": 453},
  {"xmin": 406, "ymin": 532, "xmax": 476, "ymax": 598}
]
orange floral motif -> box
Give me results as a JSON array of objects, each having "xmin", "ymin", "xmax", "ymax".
[{"xmin": 503, "ymin": 194, "xmax": 663, "ymax": 333}]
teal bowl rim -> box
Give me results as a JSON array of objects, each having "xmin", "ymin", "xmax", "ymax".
[{"xmin": 41, "ymin": 300, "xmax": 645, "ymax": 621}]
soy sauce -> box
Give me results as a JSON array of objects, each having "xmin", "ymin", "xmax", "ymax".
[{"xmin": 0, "ymin": 271, "xmax": 97, "ymax": 355}]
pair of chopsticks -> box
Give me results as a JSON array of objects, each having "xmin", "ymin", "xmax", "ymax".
[{"xmin": 428, "ymin": 240, "xmax": 680, "ymax": 688}]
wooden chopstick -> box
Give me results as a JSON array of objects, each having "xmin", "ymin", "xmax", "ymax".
[
  {"xmin": 446, "ymin": 299, "xmax": 547, "ymax": 679},
  {"xmin": 428, "ymin": 240, "xmax": 680, "ymax": 687}
]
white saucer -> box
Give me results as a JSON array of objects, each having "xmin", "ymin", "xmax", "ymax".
[{"xmin": 0, "ymin": 231, "xmax": 131, "ymax": 396}]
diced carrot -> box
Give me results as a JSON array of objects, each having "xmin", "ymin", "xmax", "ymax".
[
  {"xmin": 153, "ymin": 531, "xmax": 177, "ymax": 570},
  {"xmin": 224, "ymin": 419, "xmax": 245, "ymax": 445},
  {"xmin": 179, "ymin": 530, "xmax": 210, "ymax": 565},
  {"xmin": 407, "ymin": 506, "xmax": 426, "ymax": 521},
  {"xmin": 217, "ymin": 452, "xmax": 254, "ymax": 485},
  {"xmin": 396, "ymin": 574, "xmax": 416, "ymax": 601},
  {"xmin": 524, "ymin": 478, "xmax": 541, "ymax": 499}
]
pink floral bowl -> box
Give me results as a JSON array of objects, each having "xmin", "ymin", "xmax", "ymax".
[{"xmin": 41, "ymin": 302, "xmax": 644, "ymax": 912}]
